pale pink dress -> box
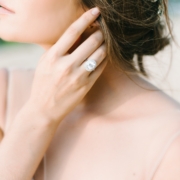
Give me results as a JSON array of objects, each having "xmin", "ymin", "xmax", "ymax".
[{"xmin": 0, "ymin": 68, "xmax": 179, "ymax": 180}]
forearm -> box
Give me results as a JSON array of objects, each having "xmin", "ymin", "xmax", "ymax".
[{"xmin": 0, "ymin": 103, "xmax": 59, "ymax": 180}]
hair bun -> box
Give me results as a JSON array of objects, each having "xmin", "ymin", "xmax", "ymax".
[{"xmin": 82, "ymin": 0, "xmax": 171, "ymax": 76}]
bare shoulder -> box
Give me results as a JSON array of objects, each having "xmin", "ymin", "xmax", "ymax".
[
  {"xmin": 143, "ymin": 109, "xmax": 180, "ymax": 180},
  {"xmin": 149, "ymin": 129, "xmax": 180, "ymax": 180},
  {"xmin": 136, "ymin": 76, "xmax": 180, "ymax": 115},
  {"xmin": 134, "ymin": 78, "xmax": 180, "ymax": 179}
]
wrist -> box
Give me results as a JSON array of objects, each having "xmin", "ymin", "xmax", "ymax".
[{"xmin": 15, "ymin": 100, "xmax": 59, "ymax": 130}]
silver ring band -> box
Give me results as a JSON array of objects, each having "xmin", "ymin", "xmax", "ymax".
[{"xmin": 84, "ymin": 59, "xmax": 97, "ymax": 72}]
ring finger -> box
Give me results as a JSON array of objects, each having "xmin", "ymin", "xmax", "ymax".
[
  {"xmin": 71, "ymin": 30, "xmax": 104, "ymax": 66},
  {"xmin": 79, "ymin": 43, "xmax": 107, "ymax": 76}
]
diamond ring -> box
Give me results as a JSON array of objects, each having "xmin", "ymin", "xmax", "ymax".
[{"xmin": 84, "ymin": 59, "xmax": 97, "ymax": 72}]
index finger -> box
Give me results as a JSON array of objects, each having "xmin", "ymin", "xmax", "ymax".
[{"xmin": 51, "ymin": 7, "xmax": 101, "ymax": 56}]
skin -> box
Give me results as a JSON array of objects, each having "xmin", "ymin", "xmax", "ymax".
[
  {"xmin": 0, "ymin": 0, "xmax": 180, "ymax": 180},
  {"xmin": 0, "ymin": 0, "xmax": 85, "ymax": 47}
]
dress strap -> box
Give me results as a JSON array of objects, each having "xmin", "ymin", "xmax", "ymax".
[{"xmin": 147, "ymin": 130, "xmax": 180, "ymax": 180}]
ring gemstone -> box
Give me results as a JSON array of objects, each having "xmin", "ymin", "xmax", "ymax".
[{"xmin": 84, "ymin": 59, "xmax": 97, "ymax": 72}]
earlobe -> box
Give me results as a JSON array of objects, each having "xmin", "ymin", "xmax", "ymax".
[
  {"xmin": 88, "ymin": 25, "xmax": 94, "ymax": 29},
  {"xmin": 88, "ymin": 20, "xmax": 100, "ymax": 29}
]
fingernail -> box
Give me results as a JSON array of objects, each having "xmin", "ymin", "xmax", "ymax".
[{"xmin": 91, "ymin": 7, "xmax": 100, "ymax": 16}]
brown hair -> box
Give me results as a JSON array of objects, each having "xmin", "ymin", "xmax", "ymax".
[{"xmin": 81, "ymin": 0, "xmax": 171, "ymax": 76}]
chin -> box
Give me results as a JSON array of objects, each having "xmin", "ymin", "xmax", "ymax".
[
  {"xmin": 1, "ymin": 31, "xmax": 28, "ymax": 43},
  {"xmin": 0, "ymin": 31, "xmax": 53, "ymax": 46},
  {"xmin": 0, "ymin": 30, "xmax": 59, "ymax": 48}
]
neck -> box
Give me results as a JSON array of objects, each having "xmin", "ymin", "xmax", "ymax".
[
  {"xmin": 39, "ymin": 29, "xmax": 154, "ymax": 119},
  {"xmin": 81, "ymin": 62, "xmax": 137, "ymax": 113}
]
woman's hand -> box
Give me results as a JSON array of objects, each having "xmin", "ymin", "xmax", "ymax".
[
  {"xmin": 0, "ymin": 8, "xmax": 107, "ymax": 180},
  {"xmin": 27, "ymin": 7, "xmax": 107, "ymax": 123}
]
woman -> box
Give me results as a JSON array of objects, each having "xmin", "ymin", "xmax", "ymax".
[{"xmin": 0, "ymin": 0, "xmax": 179, "ymax": 179}]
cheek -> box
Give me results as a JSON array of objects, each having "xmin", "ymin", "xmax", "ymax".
[{"xmin": 0, "ymin": 0, "xmax": 81, "ymax": 45}]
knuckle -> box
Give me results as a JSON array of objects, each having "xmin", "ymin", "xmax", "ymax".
[
  {"xmin": 95, "ymin": 30, "xmax": 104, "ymax": 39},
  {"xmin": 67, "ymin": 25, "xmax": 80, "ymax": 37},
  {"xmin": 67, "ymin": 55, "xmax": 76, "ymax": 66},
  {"xmin": 51, "ymin": 53, "xmax": 59, "ymax": 62},
  {"xmin": 91, "ymin": 31, "xmax": 104, "ymax": 46},
  {"xmin": 69, "ymin": 76, "xmax": 81, "ymax": 88},
  {"xmin": 91, "ymin": 36, "xmax": 101, "ymax": 47},
  {"xmin": 63, "ymin": 66, "xmax": 72, "ymax": 76},
  {"xmin": 99, "ymin": 48, "xmax": 107, "ymax": 59},
  {"xmin": 56, "ymin": 58, "xmax": 74, "ymax": 76},
  {"xmin": 83, "ymin": 13, "xmax": 92, "ymax": 23},
  {"xmin": 46, "ymin": 51, "xmax": 59, "ymax": 64},
  {"xmin": 48, "ymin": 46, "xmax": 60, "ymax": 57}
]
